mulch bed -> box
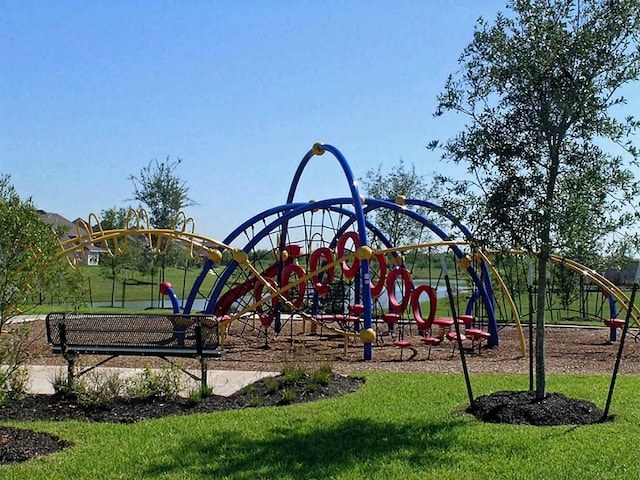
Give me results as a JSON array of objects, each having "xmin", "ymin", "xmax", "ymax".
[
  {"xmin": 2, "ymin": 318, "xmax": 639, "ymax": 465},
  {"xmin": 0, "ymin": 373, "xmax": 363, "ymax": 465}
]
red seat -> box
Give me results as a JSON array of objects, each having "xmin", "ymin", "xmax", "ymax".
[
  {"xmin": 446, "ymin": 331, "xmax": 466, "ymax": 342},
  {"xmin": 349, "ymin": 304, "xmax": 365, "ymax": 316},
  {"xmin": 421, "ymin": 336, "xmax": 441, "ymax": 360},
  {"xmin": 433, "ymin": 317, "xmax": 454, "ymax": 339},
  {"xmin": 393, "ymin": 340, "xmax": 412, "ymax": 360},
  {"xmin": 382, "ymin": 313, "xmax": 401, "ymax": 337},
  {"xmin": 465, "ymin": 328, "xmax": 491, "ymax": 341},
  {"xmin": 457, "ymin": 315, "xmax": 475, "ymax": 326},
  {"xmin": 464, "ymin": 328, "xmax": 491, "ymax": 354},
  {"xmin": 446, "ymin": 331, "xmax": 467, "ymax": 356},
  {"xmin": 433, "ymin": 317, "xmax": 454, "ymax": 327},
  {"xmin": 382, "ymin": 313, "xmax": 400, "ymax": 324},
  {"xmin": 604, "ymin": 318, "xmax": 626, "ymax": 329}
]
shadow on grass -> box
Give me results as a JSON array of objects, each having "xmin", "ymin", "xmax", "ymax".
[{"xmin": 143, "ymin": 416, "xmax": 466, "ymax": 478}]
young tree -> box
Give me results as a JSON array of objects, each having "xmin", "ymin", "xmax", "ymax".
[
  {"xmin": 99, "ymin": 207, "xmax": 135, "ymax": 307},
  {"xmin": 431, "ymin": 0, "xmax": 640, "ymax": 399},
  {"xmin": 359, "ymin": 160, "xmax": 432, "ymax": 248},
  {"xmin": 129, "ymin": 157, "xmax": 196, "ymax": 305},
  {"xmin": 0, "ymin": 175, "xmax": 61, "ymax": 327},
  {"xmin": 129, "ymin": 157, "xmax": 195, "ymax": 230}
]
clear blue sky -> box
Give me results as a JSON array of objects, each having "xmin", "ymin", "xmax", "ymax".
[{"xmin": 3, "ymin": 0, "xmax": 634, "ymax": 242}]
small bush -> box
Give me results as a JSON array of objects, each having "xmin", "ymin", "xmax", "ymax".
[
  {"xmin": 0, "ymin": 325, "xmax": 32, "ymax": 404},
  {"xmin": 281, "ymin": 387, "xmax": 297, "ymax": 404},
  {"xmin": 73, "ymin": 370, "xmax": 124, "ymax": 407},
  {"xmin": 240, "ymin": 384, "xmax": 256, "ymax": 395},
  {"xmin": 281, "ymin": 365, "xmax": 306, "ymax": 385},
  {"xmin": 200, "ymin": 385, "xmax": 213, "ymax": 398},
  {"xmin": 50, "ymin": 369, "xmax": 71, "ymax": 395},
  {"xmin": 309, "ymin": 363, "xmax": 332, "ymax": 386},
  {"xmin": 265, "ymin": 377, "xmax": 281, "ymax": 393},
  {"xmin": 125, "ymin": 364, "xmax": 185, "ymax": 399}
]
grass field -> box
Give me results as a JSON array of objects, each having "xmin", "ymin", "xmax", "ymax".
[
  {"xmin": 2, "ymin": 372, "xmax": 639, "ymax": 479},
  {"xmin": 22, "ymin": 265, "xmax": 219, "ymax": 313},
  {"xmin": 19, "ymin": 263, "xmax": 640, "ymax": 330}
]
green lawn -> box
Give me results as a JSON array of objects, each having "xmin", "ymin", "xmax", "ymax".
[
  {"xmin": 21, "ymin": 265, "xmax": 220, "ymax": 312},
  {"xmin": 2, "ymin": 372, "xmax": 639, "ymax": 479}
]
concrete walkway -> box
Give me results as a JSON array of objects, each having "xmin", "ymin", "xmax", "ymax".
[
  {"xmin": 7, "ymin": 315, "xmax": 277, "ymax": 397},
  {"xmin": 25, "ymin": 365, "xmax": 277, "ymax": 397}
]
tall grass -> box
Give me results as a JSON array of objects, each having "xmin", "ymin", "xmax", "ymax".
[{"xmin": 3, "ymin": 372, "xmax": 640, "ymax": 479}]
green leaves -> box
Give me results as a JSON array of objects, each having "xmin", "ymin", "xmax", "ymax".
[
  {"xmin": 0, "ymin": 175, "xmax": 61, "ymax": 324},
  {"xmin": 433, "ymin": 0, "xmax": 640, "ymax": 258}
]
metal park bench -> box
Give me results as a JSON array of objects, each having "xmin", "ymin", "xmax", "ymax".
[{"xmin": 45, "ymin": 312, "xmax": 225, "ymax": 389}]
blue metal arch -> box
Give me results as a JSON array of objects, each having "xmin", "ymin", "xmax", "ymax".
[
  {"xmin": 285, "ymin": 144, "xmax": 373, "ymax": 358},
  {"xmin": 202, "ymin": 198, "xmax": 388, "ymax": 317},
  {"xmin": 184, "ymin": 144, "xmax": 502, "ymax": 358}
]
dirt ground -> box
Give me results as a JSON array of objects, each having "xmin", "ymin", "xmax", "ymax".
[{"xmin": 20, "ymin": 317, "xmax": 640, "ymax": 377}]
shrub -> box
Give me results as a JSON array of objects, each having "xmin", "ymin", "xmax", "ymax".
[
  {"xmin": 125, "ymin": 364, "xmax": 185, "ymax": 399},
  {"xmin": 0, "ymin": 325, "xmax": 31, "ymax": 405},
  {"xmin": 281, "ymin": 365, "xmax": 306, "ymax": 385},
  {"xmin": 240, "ymin": 384, "xmax": 256, "ymax": 395},
  {"xmin": 265, "ymin": 377, "xmax": 281, "ymax": 393},
  {"xmin": 309, "ymin": 363, "xmax": 332, "ymax": 386},
  {"xmin": 281, "ymin": 387, "xmax": 297, "ymax": 404},
  {"xmin": 72, "ymin": 369, "xmax": 124, "ymax": 407}
]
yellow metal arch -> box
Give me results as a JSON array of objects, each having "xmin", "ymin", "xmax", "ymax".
[
  {"xmin": 548, "ymin": 254, "xmax": 640, "ymax": 326},
  {"xmin": 20, "ymin": 210, "xmax": 634, "ymax": 359},
  {"xmin": 56, "ymin": 209, "xmax": 234, "ymax": 266}
]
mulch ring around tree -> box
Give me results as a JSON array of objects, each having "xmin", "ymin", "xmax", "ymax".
[{"xmin": 467, "ymin": 390, "xmax": 605, "ymax": 426}]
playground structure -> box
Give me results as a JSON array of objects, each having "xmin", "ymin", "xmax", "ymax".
[{"xmin": 50, "ymin": 143, "xmax": 640, "ymax": 362}]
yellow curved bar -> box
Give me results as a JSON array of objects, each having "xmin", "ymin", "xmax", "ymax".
[
  {"xmin": 548, "ymin": 254, "xmax": 640, "ymax": 327},
  {"xmin": 475, "ymin": 249, "xmax": 527, "ymax": 357}
]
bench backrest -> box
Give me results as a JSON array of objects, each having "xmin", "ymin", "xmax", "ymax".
[{"xmin": 45, "ymin": 312, "xmax": 220, "ymax": 353}]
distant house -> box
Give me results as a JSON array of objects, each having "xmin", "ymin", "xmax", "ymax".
[{"xmin": 38, "ymin": 211, "xmax": 107, "ymax": 266}]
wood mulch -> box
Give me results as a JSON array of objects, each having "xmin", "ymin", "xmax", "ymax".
[{"xmin": 19, "ymin": 318, "xmax": 640, "ymax": 376}]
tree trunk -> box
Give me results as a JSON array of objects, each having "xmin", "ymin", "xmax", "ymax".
[{"xmin": 535, "ymin": 253, "xmax": 549, "ymax": 399}]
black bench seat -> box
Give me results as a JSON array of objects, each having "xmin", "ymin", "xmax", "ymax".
[{"xmin": 46, "ymin": 312, "xmax": 226, "ymax": 389}]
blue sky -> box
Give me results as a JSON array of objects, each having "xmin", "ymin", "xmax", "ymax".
[{"xmin": 2, "ymin": 0, "xmax": 635, "ymax": 242}]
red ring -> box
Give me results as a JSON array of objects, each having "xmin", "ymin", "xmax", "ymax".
[
  {"xmin": 253, "ymin": 277, "xmax": 279, "ymax": 325},
  {"xmin": 386, "ymin": 268, "xmax": 412, "ymax": 314},
  {"xmin": 411, "ymin": 284, "xmax": 437, "ymax": 331},
  {"xmin": 337, "ymin": 231, "xmax": 360, "ymax": 279},
  {"xmin": 309, "ymin": 247, "xmax": 335, "ymax": 297},
  {"xmin": 369, "ymin": 252, "xmax": 387, "ymax": 298},
  {"xmin": 281, "ymin": 264, "xmax": 306, "ymax": 309}
]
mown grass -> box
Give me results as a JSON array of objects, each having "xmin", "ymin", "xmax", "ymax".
[{"xmin": 2, "ymin": 372, "xmax": 640, "ymax": 479}]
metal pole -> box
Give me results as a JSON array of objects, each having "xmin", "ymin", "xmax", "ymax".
[
  {"xmin": 441, "ymin": 253, "xmax": 474, "ymax": 406},
  {"xmin": 602, "ymin": 261, "xmax": 640, "ymax": 421},
  {"xmin": 528, "ymin": 261, "xmax": 534, "ymax": 392}
]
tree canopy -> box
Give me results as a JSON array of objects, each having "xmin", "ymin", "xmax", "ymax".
[
  {"xmin": 359, "ymin": 160, "xmax": 432, "ymax": 248},
  {"xmin": 431, "ymin": 0, "xmax": 640, "ymax": 398},
  {"xmin": 0, "ymin": 175, "xmax": 61, "ymax": 325},
  {"xmin": 129, "ymin": 157, "xmax": 196, "ymax": 229}
]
